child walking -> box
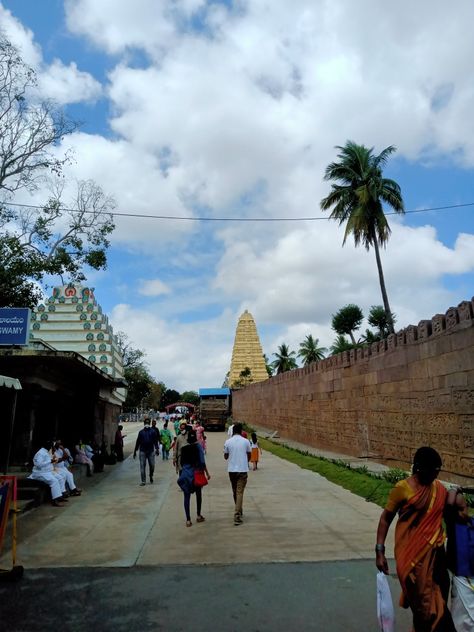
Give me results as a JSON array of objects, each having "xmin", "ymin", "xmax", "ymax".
[{"xmin": 249, "ymin": 432, "xmax": 262, "ymax": 471}]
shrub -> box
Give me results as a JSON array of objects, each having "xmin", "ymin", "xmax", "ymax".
[{"xmin": 381, "ymin": 468, "xmax": 407, "ymax": 484}]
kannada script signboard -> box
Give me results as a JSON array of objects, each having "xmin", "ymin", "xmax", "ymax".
[{"xmin": 0, "ymin": 307, "xmax": 31, "ymax": 346}]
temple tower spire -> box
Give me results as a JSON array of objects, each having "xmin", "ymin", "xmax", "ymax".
[{"xmin": 229, "ymin": 310, "xmax": 268, "ymax": 387}]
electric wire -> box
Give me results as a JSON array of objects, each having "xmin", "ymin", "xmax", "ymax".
[{"xmin": 2, "ymin": 200, "xmax": 474, "ymax": 222}]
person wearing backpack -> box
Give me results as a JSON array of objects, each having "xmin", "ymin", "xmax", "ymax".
[{"xmin": 445, "ymin": 488, "xmax": 473, "ymax": 631}]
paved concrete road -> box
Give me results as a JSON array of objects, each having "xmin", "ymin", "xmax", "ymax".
[
  {"xmin": 0, "ymin": 562, "xmax": 412, "ymax": 632},
  {"xmin": 1, "ymin": 427, "xmax": 397, "ymax": 567},
  {"xmin": 0, "ymin": 425, "xmax": 412, "ymax": 630}
]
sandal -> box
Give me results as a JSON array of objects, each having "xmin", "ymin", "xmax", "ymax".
[
  {"xmin": 186, "ymin": 520, "xmax": 193, "ymax": 527},
  {"xmin": 196, "ymin": 515, "xmax": 205, "ymax": 523}
]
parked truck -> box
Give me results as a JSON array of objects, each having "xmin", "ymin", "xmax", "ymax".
[{"xmin": 198, "ymin": 388, "xmax": 231, "ymax": 431}]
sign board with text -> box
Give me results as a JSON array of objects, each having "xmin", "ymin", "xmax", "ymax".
[{"xmin": 0, "ymin": 308, "xmax": 31, "ymax": 346}]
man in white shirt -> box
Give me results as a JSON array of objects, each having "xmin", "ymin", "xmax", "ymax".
[
  {"xmin": 29, "ymin": 440, "xmax": 67, "ymax": 506},
  {"xmin": 53, "ymin": 440, "xmax": 82, "ymax": 496},
  {"xmin": 223, "ymin": 422, "xmax": 251, "ymax": 525}
]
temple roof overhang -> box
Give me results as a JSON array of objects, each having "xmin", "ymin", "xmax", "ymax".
[{"xmin": 0, "ymin": 348, "xmax": 127, "ymax": 389}]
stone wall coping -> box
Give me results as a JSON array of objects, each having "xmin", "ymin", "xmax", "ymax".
[{"xmin": 242, "ymin": 297, "xmax": 474, "ymax": 390}]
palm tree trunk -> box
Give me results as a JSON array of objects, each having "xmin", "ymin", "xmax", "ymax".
[{"xmin": 372, "ymin": 234, "xmax": 395, "ymax": 335}]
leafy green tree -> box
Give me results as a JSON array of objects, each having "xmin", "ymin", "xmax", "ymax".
[
  {"xmin": 271, "ymin": 343, "xmax": 298, "ymax": 374},
  {"xmin": 331, "ymin": 304, "xmax": 364, "ymax": 345},
  {"xmin": 116, "ymin": 332, "xmax": 146, "ymax": 370},
  {"xmin": 161, "ymin": 389, "xmax": 180, "ymax": 408},
  {"xmin": 233, "ymin": 367, "xmax": 254, "ymax": 388},
  {"xmin": 116, "ymin": 331, "xmax": 153, "ymax": 410},
  {"xmin": 298, "ymin": 334, "xmax": 327, "ymax": 365},
  {"xmin": 368, "ymin": 305, "xmax": 396, "ymax": 339},
  {"xmin": 124, "ymin": 365, "xmax": 153, "ymax": 410},
  {"xmin": 330, "ymin": 335, "xmax": 354, "ymax": 355},
  {"xmin": 321, "ymin": 141, "xmax": 404, "ymax": 334},
  {"xmin": 0, "ymin": 36, "xmax": 115, "ymax": 307},
  {"xmin": 180, "ymin": 390, "xmax": 200, "ymax": 406},
  {"xmin": 144, "ymin": 382, "xmax": 165, "ymax": 411}
]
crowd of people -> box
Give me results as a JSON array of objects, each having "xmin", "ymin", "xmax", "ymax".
[{"xmin": 29, "ymin": 416, "xmax": 473, "ymax": 629}]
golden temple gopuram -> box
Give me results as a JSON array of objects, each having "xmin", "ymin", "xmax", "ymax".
[{"xmin": 229, "ymin": 310, "xmax": 268, "ymax": 387}]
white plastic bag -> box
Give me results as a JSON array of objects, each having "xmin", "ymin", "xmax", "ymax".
[
  {"xmin": 451, "ymin": 576, "xmax": 474, "ymax": 632},
  {"xmin": 377, "ymin": 571, "xmax": 395, "ymax": 632}
]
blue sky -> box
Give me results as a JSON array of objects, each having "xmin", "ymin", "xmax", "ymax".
[{"xmin": 1, "ymin": 0, "xmax": 474, "ymax": 390}]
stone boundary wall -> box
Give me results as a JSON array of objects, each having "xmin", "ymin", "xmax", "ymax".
[{"xmin": 232, "ymin": 299, "xmax": 474, "ymax": 477}]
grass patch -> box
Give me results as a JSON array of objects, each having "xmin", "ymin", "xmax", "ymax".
[
  {"xmin": 236, "ymin": 422, "xmax": 474, "ymax": 511},
  {"xmin": 258, "ymin": 437, "xmax": 396, "ymax": 508}
]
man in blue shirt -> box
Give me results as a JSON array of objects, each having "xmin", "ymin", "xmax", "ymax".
[{"xmin": 133, "ymin": 418, "xmax": 159, "ymax": 485}]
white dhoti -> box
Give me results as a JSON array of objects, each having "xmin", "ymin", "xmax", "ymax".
[
  {"xmin": 57, "ymin": 467, "xmax": 77, "ymax": 491},
  {"xmin": 53, "ymin": 469, "xmax": 67, "ymax": 493},
  {"xmin": 29, "ymin": 472, "xmax": 62, "ymax": 500}
]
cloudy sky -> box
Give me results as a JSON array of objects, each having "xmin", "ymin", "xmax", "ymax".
[{"xmin": 2, "ymin": 0, "xmax": 474, "ymax": 391}]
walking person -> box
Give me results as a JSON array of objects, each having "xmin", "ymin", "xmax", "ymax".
[
  {"xmin": 133, "ymin": 418, "xmax": 159, "ymax": 486},
  {"xmin": 172, "ymin": 420, "xmax": 189, "ymax": 473},
  {"xmin": 177, "ymin": 430, "xmax": 210, "ymax": 527},
  {"xmin": 249, "ymin": 432, "xmax": 262, "ymax": 471},
  {"xmin": 375, "ymin": 447, "xmax": 456, "ymax": 631},
  {"xmin": 194, "ymin": 418, "xmax": 207, "ymax": 453},
  {"xmin": 114, "ymin": 424, "xmax": 126, "ymax": 462},
  {"xmin": 160, "ymin": 421, "xmax": 173, "ymax": 460},
  {"xmin": 223, "ymin": 422, "xmax": 251, "ymax": 526}
]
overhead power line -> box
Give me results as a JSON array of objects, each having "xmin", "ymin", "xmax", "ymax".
[{"xmin": 2, "ymin": 200, "xmax": 474, "ymax": 222}]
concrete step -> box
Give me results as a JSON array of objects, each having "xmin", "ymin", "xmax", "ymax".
[
  {"xmin": 10, "ymin": 498, "xmax": 37, "ymax": 514},
  {"xmin": 17, "ymin": 486, "xmax": 47, "ymax": 503}
]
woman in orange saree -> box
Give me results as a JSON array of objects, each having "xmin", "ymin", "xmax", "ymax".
[{"xmin": 375, "ymin": 447, "xmax": 456, "ymax": 632}]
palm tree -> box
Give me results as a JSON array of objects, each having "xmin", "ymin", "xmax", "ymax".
[
  {"xmin": 368, "ymin": 305, "xmax": 396, "ymax": 339},
  {"xmin": 298, "ymin": 334, "xmax": 327, "ymax": 365},
  {"xmin": 263, "ymin": 354, "xmax": 273, "ymax": 377},
  {"xmin": 271, "ymin": 343, "xmax": 298, "ymax": 374},
  {"xmin": 331, "ymin": 304, "xmax": 364, "ymax": 345},
  {"xmin": 360, "ymin": 328, "xmax": 379, "ymax": 344},
  {"xmin": 321, "ymin": 141, "xmax": 404, "ymax": 334},
  {"xmin": 330, "ymin": 335, "xmax": 354, "ymax": 355}
]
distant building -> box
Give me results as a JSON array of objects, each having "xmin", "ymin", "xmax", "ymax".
[
  {"xmin": 229, "ymin": 310, "xmax": 268, "ymax": 388},
  {"xmin": 0, "ymin": 284, "xmax": 127, "ymax": 467},
  {"xmin": 30, "ymin": 284, "xmax": 125, "ymax": 406}
]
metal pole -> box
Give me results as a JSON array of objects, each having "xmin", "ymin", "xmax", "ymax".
[{"xmin": 4, "ymin": 391, "xmax": 18, "ymax": 475}]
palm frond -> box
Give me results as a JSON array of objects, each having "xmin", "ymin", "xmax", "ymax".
[{"xmin": 373, "ymin": 145, "xmax": 396, "ymax": 169}]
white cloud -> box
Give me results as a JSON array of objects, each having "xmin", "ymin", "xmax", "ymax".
[
  {"xmin": 38, "ymin": 59, "xmax": 102, "ymax": 105},
  {"xmin": 0, "ymin": 4, "xmax": 101, "ymax": 105},
  {"xmin": 56, "ymin": 132, "xmax": 196, "ymax": 249},
  {"xmin": 110, "ymin": 303, "xmax": 234, "ymax": 391},
  {"xmin": 214, "ymin": 220, "xmax": 474, "ymax": 334},
  {"xmin": 5, "ymin": 0, "xmax": 474, "ymax": 390},
  {"xmin": 0, "ymin": 5, "xmax": 41, "ymax": 67},
  {"xmin": 138, "ymin": 279, "xmax": 171, "ymax": 297},
  {"xmin": 64, "ymin": 0, "xmax": 179, "ymax": 55}
]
